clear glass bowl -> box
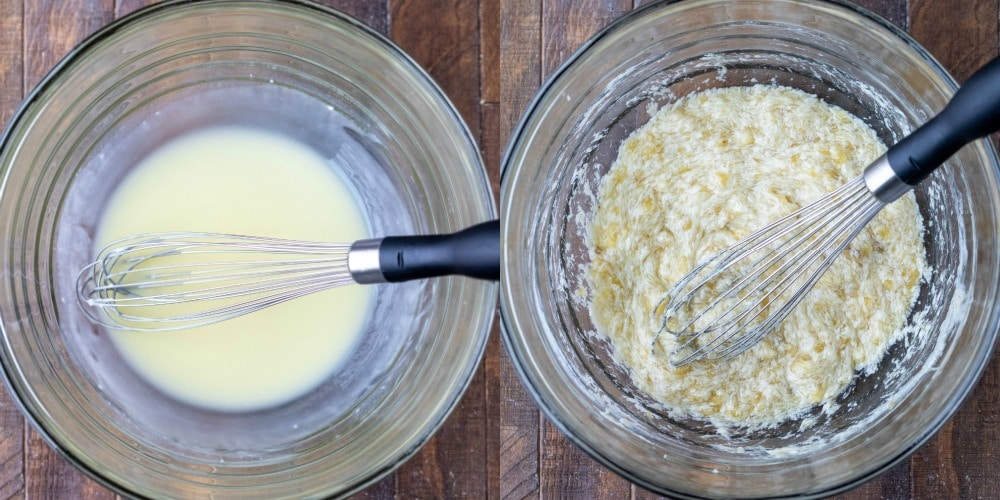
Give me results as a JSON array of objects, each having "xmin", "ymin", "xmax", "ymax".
[
  {"xmin": 500, "ymin": 0, "xmax": 1000, "ymax": 497},
  {"xmin": 0, "ymin": 0, "xmax": 495, "ymax": 497}
]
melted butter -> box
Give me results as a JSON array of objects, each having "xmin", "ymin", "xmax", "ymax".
[{"xmin": 96, "ymin": 126, "xmax": 371, "ymax": 412}]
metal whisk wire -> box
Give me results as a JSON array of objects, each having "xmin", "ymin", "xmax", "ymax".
[
  {"xmin": 75, "ymin": 220, "xmax": 501, "ymax": 332},
  {"xmin": 655, "ymin": 54, "xmax": 1000, "ymax": 366},
  {"xmin": 77, "ymin": 233, "xmax": 355, "ymax": 331},
  {"xmin": 656, "ymin": 176, "xmax": 885, "ymax": 366}
]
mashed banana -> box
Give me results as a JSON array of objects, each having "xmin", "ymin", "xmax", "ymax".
[{"xmin": 586, "ymin": 85, "xmax": 925, "ymax": 428}]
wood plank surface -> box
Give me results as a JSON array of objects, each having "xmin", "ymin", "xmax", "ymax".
[
  {"xmin": 2, "ymin": 0, "xmax": 1000, "ymax": 498},
  {"xmin": 498, "ymin": 0, "xmax": 542, "ymax": 497},
  {"xmin": 536, "ymin": 1, "xmax": 635, "ymax": 497},
  {"xmin": 0, "ymin": 0, "xmax": 23, "ymax": 498},
  {"xmin": 20, "ymin": 1, "xmax": 117, "ymax": 496},
  {"xmin": 906, "ymin": 2, "xmax": 1000, "ymax": 500},
  {"xmin": 481, "ymin": 2, "xmax": 502, "ymax": 498},
  {"xmin": 382, "ymin": 2, "xmax": 489, "ymax": 497}
]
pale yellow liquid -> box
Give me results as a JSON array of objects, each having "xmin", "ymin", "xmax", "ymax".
[{"xmin": 96, "ymin": 126, "xmax": 371, "ymax": 412}]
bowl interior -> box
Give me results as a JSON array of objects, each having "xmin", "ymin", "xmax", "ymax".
[{"xmin": 501, "ymin": 1, "xmax": 1000, "ymax": 497}]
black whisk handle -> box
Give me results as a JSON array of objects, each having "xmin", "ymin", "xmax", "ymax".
[
  {"xmin": 378, "ymin": 220, "xmax": 500, "ymax": 282},
  {"xmin": 887, "ymin": 55, "xmax": 1000, "ymax": 185}
]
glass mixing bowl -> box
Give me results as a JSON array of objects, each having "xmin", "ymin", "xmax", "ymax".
[
  {"xmin": 501, "ymin": 0, "xmax": 1000, "ymax": 497},
  {"xmin": 0, "ymin": 0, "xmax": 495, "ymax": 497}
]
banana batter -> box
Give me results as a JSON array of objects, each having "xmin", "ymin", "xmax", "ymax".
[{"xmin": 587, "ymin": 85, "xmax": 925, "ymax": 428}]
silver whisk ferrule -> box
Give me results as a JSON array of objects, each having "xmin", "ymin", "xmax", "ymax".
[
  {"xmin": 347, "ymin": 238, "xmax": 385, "ymax": 284},
  {"xmin": 864, "ymin": 154, "xmax": 911, "ymax": 204}
]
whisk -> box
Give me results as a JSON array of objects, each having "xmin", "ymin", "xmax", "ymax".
[
  {"xmin": 658, "ymin": 56, "xmax": 1000, "ymax": 366},
  {"xmin": 77, "ymin": 220, "xmax": 499, "ymax": 331}
]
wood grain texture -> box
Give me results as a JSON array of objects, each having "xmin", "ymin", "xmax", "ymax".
[
  {"xmin": 944, "ymin": 359, "xmax": 1000, "ymax": 499},
  {"xmin": 911, "ymin": 0, "xmax": 999, "ymax": 81},
  {"xmin": 539, "ymin": 0, "xmax": 630, "ymax": 76},
  {"xmin": 392, "ymin": 0, "xmax": 482, "ymax": 133},
  {"xmin": 498, "ymin": 0, "xmax": 542, "ymax": 498},
  {"xmin": 386, "ymin": 2, "xmax": 489, "ymax": 497},
  {"xmin": 23, "ymin": 0, "xmax": 114, "ymax": 90},
  {"xmin": 535, "ymin": 0, "xmax": 636, "ymax": 497},
  {"xmin": 114, "ymin": 0, "xmax": 158, "ymax": 17},
  {"xmin": 21, "ymin": 0, "xmax": 116, "ymax": 496},
  {"xmin": 908, "ymin": 1, "xmax": 1000, "ymax": 498},
  {"xmin": 854, "ymin": 0, "xmax": 908, "ymax": 27},
  {"xmin": 24, "ymin": 429, "xmax": 116, "ymax": 499},
  {"xmin": 4, "ymin": 0, "xmax": 1000, "ymax": 498},
  {"xmin": 540, "ymin": 422, "xmax": 631, "ymax": 499},
  {"xmin": 0, "ymin": 0, "xmax": 24, "ymax": 497},
  {"xmin": 316, "ymin": 0, "xmax": 389, "ymax": 34},
  {"xmin": 482, "ymin": 0, "xmax": 500, "ymax": 105},
  {"xmin": 499, "ymin": 0, "xmax": 541, "ymax": 135},
  {"xmin": 481, "ymin": 0, "xmax": 501, "ymax": 484},
  {"xmin": 838, "ymin": 459, "xmax": 912, "ymax": 500},
  {"xmin": 0, "ymin": 0, "xmax": 22, "ymax": 128},
  {"xmin": 484, "ymin": 309, "xmax": 503, "ymax": 499}
]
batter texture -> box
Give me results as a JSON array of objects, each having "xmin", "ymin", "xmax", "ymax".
[{"xmin": 587, "ymin": 85, "xmax": 925, "ymax": 427}]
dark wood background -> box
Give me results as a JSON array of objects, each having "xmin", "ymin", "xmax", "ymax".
[{"xmin": 0, "ymin": 0, "xmax": 997, "ymax": 498}]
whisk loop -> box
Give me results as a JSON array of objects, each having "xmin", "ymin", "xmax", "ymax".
[
  {"xmin": 656, "ymin": 177, "xmax": 885, "ymax": 366},
  {"xmin": 77, "ymin": 233, "xmax": 356, "ymax": 331},
  {"xmin": 653, "ymin": 55, "xmax": 1000, "ymax": 366},
  {"xmin": 76, "ymin": 220, "xmax": 500, "ymax": 332},
  {"xmin": 651, "ymin": 55, "xmax": 1000, "ymax": 366}
]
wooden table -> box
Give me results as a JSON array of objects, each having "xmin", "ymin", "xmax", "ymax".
[{"xmin": 0, "ymin": 0, "xmax": 997, "ymax": 498}]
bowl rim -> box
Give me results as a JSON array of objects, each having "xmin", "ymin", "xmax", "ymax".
[
  {"xmin": 0, "ymin": 0, "xmax": 496, "ymax": 496},
  {"xmin": 498, "ymin": 0, "xmax": 1000, "ymax": 497}
]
